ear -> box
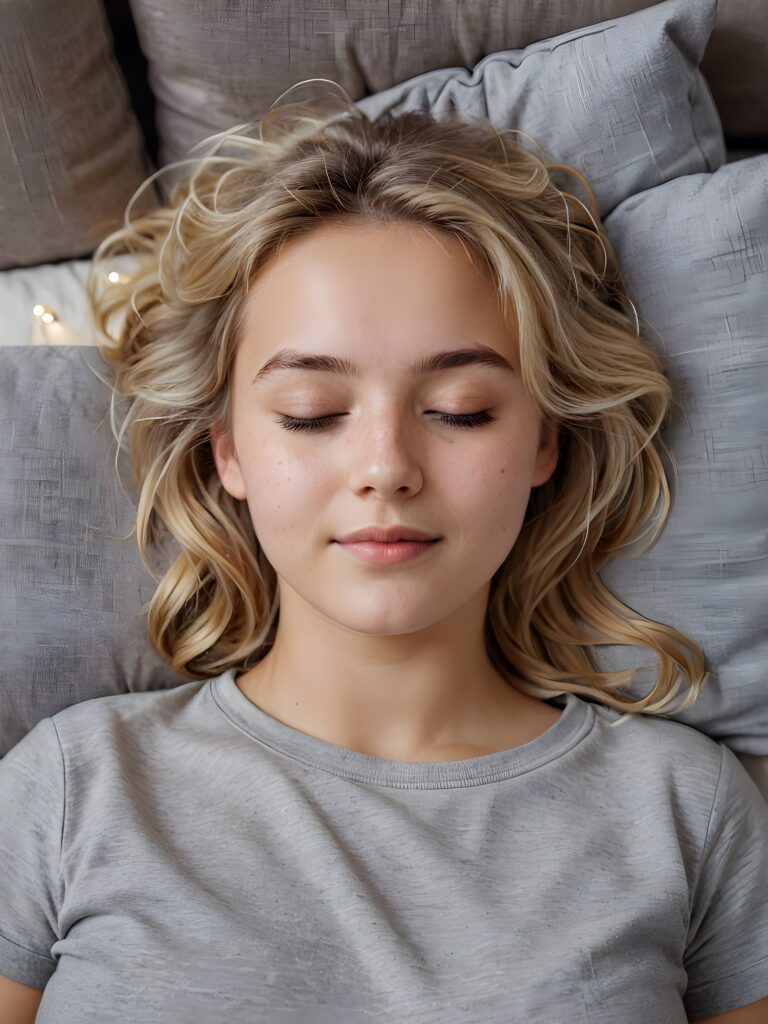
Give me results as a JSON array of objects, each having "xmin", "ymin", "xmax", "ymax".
[
  {"xmin": 210, "ymin": 419, "xmax": 247, "ymax": 501},
  {"xmin": 531, "ymin": 420, "xmax": 559, "ymax": 488}
]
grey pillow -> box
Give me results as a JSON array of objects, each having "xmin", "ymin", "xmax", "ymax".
[
  {"xmin": 352, "ymin": 0, "xmax": 724, "ymax": 219},
  {"xmin": 0, "ymin": 0, "xmax": 159, "ymax": 271},
  {"xmin": 127, "ymin": 0, "xmax": 767, "ymax": 171},
  {"xmin": 599, "ymin": 155, "xmax": 768, "ymax": 756},
  {"xmin": 146, "ymin": 0, "xmax": 725, "ymax": 218},
  {"xmin": 4, "ymin": 0, "xmax": 765, "ymax": 758},
  {"xmin": 0, "ymin": 346, "xmax": 183, "ymax": 755}
]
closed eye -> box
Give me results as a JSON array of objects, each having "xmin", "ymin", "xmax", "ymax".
[{"xmin": 276, "ymin": 410, "xmax": 496, "ymax": 432}]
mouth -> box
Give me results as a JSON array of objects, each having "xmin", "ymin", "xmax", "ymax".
[
  {"xmin": 333, "ymin": 537, "xmax": 441, "ymax": 564},
  {"xmin": 333, "ymin": 539, "xmax": 440, "ymax": 544}
]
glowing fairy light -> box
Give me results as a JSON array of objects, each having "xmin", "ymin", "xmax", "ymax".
[
  {"xmin": 32, "ymin": 304, "xmax": 57, "ymax": 324},
  {"xmin": 29, "ymin": 266, "xmax": 130, "ymax": 345},
  {"xmin": 29, "ymin": 302, "xmax": 79, "ymax": 345}
]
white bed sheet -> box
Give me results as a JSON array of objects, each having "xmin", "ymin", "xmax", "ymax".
[{"xmin": 0, "ymin": 254, "xmax": 136, "ymax": 347}]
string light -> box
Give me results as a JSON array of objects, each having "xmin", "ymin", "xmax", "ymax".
[
  {"xmin": 32, "ymin": 303, "xmax": 57, "ymax": 324},
  {"xmin": 30, "ymin": 269, "xmax": 131, "ymax": 345},
  {"xmin": 30, "ymin": 302, "xmax": 75, "ymax": 345}
]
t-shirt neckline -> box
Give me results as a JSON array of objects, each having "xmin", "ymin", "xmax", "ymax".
[{"xmin": 210, "ymin": 667, "xmax": 595, "ymax": 789}]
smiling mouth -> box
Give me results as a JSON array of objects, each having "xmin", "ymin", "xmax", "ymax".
[{"xmin": 334, "ymin": 539, "xmax": 440, "ymax": 544}]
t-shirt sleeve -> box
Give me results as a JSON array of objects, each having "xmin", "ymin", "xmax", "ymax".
[
  {"xmin": 0, "ymin": 717, "xmax": 64, "ymax": 989},
  {"xmin": 683, "ymin": 740, "xmax": 768, "ymax": 1021}
]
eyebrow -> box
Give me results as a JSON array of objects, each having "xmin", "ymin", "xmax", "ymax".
[{"xmin": 251, "ymin": 344, "xmax": 518, "ymax": 385}]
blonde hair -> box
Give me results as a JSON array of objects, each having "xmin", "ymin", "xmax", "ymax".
[{"xmin": 86, "ymin": 79, "xmax": 708, "ymax": 717}]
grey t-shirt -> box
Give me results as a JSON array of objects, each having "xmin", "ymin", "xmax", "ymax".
[{"xmin": 1, "ymin": 668, "xmax": 767, "ymax": 1023}]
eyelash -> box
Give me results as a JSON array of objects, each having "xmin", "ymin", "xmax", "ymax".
[{"xmin": 276, "ymin": 410, "xmax": 496, "ymax": 432}]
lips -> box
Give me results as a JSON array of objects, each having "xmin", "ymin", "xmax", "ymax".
[
  {"xmin": 336, "ymin": 526, "xmax": 440, "ymax": 544},
  {"xmin": 339, "ymin": 537, "xmax": 438, "ymax": 544},
  {"xmin": 335, "ymin": 537, "xmax": 440, "ymax": 564}
]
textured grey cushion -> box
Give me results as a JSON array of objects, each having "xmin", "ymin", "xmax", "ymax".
[
  {"xmin": 352, "ymin": 0, "xmax": 724, "ymax": 219},
  {"xmin": 0, "ymin": 347, "xmax": 182, "ymax": 755},
  {"xmin": 0, "ymin": 0, "xmax": 159, "ymax": 271},
  {"xmin": 3, "ymin": 0, "xmax": 767, "ymax": 758},
  {"xmin": 600, "ymin": 155, "xmax": 768, "ymax": 756},
  {"xmin": 127, "ymin": 0, "xmax": 767, "ymax": 179},
  {"xmin": 128, "ymin": 0, "xmax": 656, "ymax": 172},
  {"xmin": 2, "ymin": 0, "xmax": 766, "ymax": 273}
]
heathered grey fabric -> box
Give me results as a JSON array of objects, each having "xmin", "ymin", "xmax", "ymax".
[{"xmin": 1, "ymin": 667, "xmax": 767, "ymax": 1022}]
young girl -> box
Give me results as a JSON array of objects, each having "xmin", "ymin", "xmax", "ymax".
[{"xmin": 1, "ymin": 81, "xmax": 767, "ymax": 1024}]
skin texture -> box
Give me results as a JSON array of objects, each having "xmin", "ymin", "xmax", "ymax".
[
  {"xmin": 210, "ymin": 219, "xmax": 562, "ymax": 763},
  {"xmin": 0, "ymin": 972, "xmax": 44, "ymax": 1021}
]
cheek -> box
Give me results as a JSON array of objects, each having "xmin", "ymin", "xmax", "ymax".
[
  {"xmin": 456, "ymin": 444, "xmax": 537, "ymax": 531},
  {"xmin": 241, "ymin": 451, "xmax": 330, "ymax": 522},
  {"xmin": 460, "ymin": 440, "xmax": 536, "ymax": 494}
]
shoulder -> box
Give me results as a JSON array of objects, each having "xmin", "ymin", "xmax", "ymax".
[
  {"xmin": 590, "ymin": 698, "xmax": 725, "ymax": 774},
  {"xmin": 52, "ymin": 676, "xmax": 208, "ymax": 721},
  {"xmin": 583, "ymin": 699, "xmax": 729, "ymax": 833},
  {"xmin": 48, "ymin": 677, "xmax": 211, "ymax": 759}
]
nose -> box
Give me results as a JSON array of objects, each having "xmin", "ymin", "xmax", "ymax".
[{"xmin": 345, "ymin": 409, "xmax": 425, "ymax": 497}]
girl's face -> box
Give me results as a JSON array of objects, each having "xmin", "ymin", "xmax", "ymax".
[{"xmin": 211, "ymin": 219, "xmax": 558, "ymax": 638}]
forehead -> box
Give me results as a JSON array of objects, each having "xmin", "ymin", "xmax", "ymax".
[{"xmin": 239, "ymin": 219, "xmax": 520, "ymax": 379}]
